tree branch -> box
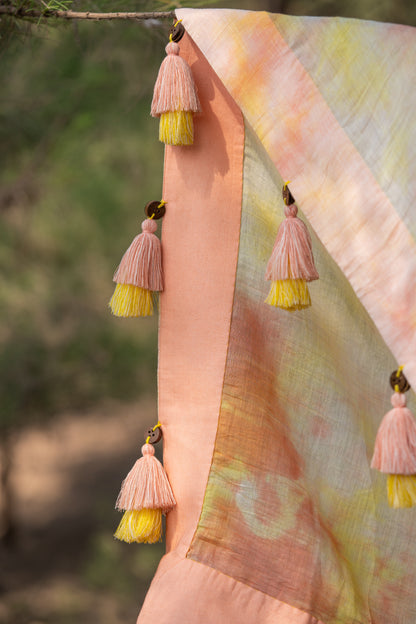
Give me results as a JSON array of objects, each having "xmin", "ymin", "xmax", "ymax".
[{"xmin": 0, "ymin": 5, "xmax": 176, "ymax": 21}]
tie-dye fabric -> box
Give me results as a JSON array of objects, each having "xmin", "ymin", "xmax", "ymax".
[{"xmin": 137, "ymin": 10, "xmax": 416, "ymax": 624}]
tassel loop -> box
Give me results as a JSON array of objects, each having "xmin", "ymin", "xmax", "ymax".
[{"xmin": 284, "ymin": 203, "xmax": 297, "ymax": 218}]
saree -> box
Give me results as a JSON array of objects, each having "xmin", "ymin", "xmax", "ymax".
[{"xmin": 138, "ymin": 10, "xmax": 416, "ymax": 623}]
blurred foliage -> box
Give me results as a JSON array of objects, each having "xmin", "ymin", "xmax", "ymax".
[{"xmin": 0, "ymin": 15, "xmax": 168, "ymax": 431}]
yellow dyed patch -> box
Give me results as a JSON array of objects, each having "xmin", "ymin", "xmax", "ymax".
[
  {"xmin": 114, "ymin": 509, "xmax": 162, "ymax": 544},
  {"xmin": 387, "ymin": 475, "xmax": 416, "ymax": 509},
  {"xmin": 159, "ymin": 111, "xmax": 194, "ymax": 146},
  {"xmin": 109, "ymin": 284, "xmax": 154, "ymax": 317},
  {"xmin": 265, "ymin": 279, "xmax": 311, "ymax": 311}
]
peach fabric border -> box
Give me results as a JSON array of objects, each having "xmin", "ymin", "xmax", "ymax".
[
  {"xmin": 177, "ymin": 8, "xmax": 416, "ymax": 388},
  {"xmin": 139, "ymin": 552, "xmax": 321, "ymax": 624},
  {"xmin": 157, "ymin": 35, "xmax": 244, "ymax": 557}
]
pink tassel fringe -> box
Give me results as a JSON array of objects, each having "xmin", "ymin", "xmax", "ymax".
[
  {"xmin": 265, "ymin": 204, "xmax": 319, "ymax": 281},
  {"xmin": 371, "ymin": 393, "xmax": 416, "ymax": 474},
  {"xmin": 151, "ymin": 42, "xmax": 201, "ymax": 116},
  {"xmin": 113, "ymin": 220, "xmax": 163, "ymax": 292},
  {"xmin": 116, "ymin": 443, "xmax": 176, "ymax": 512}
]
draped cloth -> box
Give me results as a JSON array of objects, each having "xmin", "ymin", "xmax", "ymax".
[{"xmin": 137, "ymin": 10, "xmax": 416, "ymax": 624}]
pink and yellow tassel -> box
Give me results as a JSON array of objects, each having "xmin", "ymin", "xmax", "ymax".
[
  {"xmin": 114, "ymin": 430, "xmax": 176, "ymax": 544},
  {"xmin": 151, "ymin": 20, "xmax": 201, "ymax": 146},
  {"xmin": 265, "ymin": 182, "xmax": 318, "ymax": 311},
  {"xmin": 371, "ymin": 368, "xmax": 416, "ymax": 508},
  {"xmin": 109, "ymin": 211, "xmax": 163, "ymax": 318}
]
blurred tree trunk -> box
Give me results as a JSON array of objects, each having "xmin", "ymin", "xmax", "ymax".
[
  {"xmin": 0, "ymin": 432, "xmax": 16, "ymax": 547},
  {"xmin": 266, "ymin": 0, "xmax": 292, "ymax": 13}
]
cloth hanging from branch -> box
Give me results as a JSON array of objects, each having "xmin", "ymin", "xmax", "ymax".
[{"xmin": 137, "ymin": 9, "xmax": 416, "ymax": 624}]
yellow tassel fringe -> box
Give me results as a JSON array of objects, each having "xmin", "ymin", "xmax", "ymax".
[
  {"xmin": 114, "ymin": 509, "xmax": 162, "ymax": 544},
  {"xmin": 159, "ymin": 111, "xmax": 194, "ymax": 146},
  {"xmin": 387, "ymin": 475, "xmax": 416, "ymax": 509},
  {"xmin": 265, "ymin": 279, "xmax": 311, "ymax": 311},
  {"xmin": 109, "ymin": 284, "xmax": 154, "ymax": 317}
]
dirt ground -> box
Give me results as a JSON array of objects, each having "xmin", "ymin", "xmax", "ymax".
[{"xmin": 0, "ymin": 398, "xmax": 164, "ymax": 624}]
